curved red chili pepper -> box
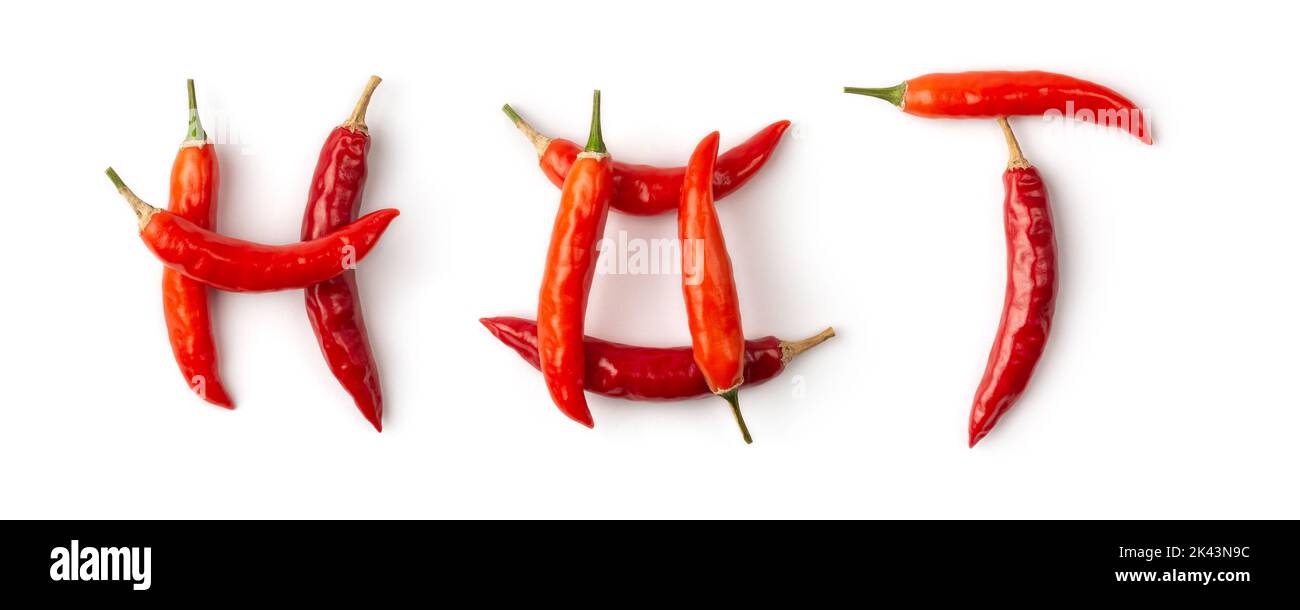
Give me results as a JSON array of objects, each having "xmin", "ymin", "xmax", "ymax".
[
  {"xmin": 481, "ymin": 317, "xmax": 834, "ymax": 400},
  {"xmin": 163, "ymin": 79, "xmax": 233, "ymax": 409},
  {"xmin": 536, "ymin": 91, "xmax": 614, "ymax": 428},
  {"xmin": 969, "ymin": 118, "xmax": 1058, "ymax": 447},
  {"xmin": 302, "ymin": 76, "xmax": 385, "ymax": 432},
  {"xmin": 680, "ymin": 131, "xmax": 750, "ymax": 443},
  {"xmin": 106, "ymin": 168, "xmax": 399, "ymax": 293},
  {"xmin": 846, "ymin": 71, "xmax": 1152, "ymax": 144},
  {"xmin": 503, "ymin": 105, "xmax": 790, "ymax": 215}
]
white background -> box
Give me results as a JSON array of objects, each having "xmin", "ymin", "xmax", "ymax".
[{"xmin": 1, "ymin": 0, "xmax": 1296, "ymax": 519}]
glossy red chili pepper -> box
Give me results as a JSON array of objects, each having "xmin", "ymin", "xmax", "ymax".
[
  {"xmin": 163, "ymin": 80, "xmax": 233, "ymax": 408},
  {"xmin": 106, "ymin": 168, "xmax": 399, "ymax": 293},
  {"xmin": 680, "ymin": 132, "xmax": 750, "ymax": 443},
  {"xmin": 302, "ymin": 76, "xmax": 385, "ymax": 432},
  {"xmin": 503, "ymin": 104, "xmax": 790, "ymax": 216},
  {"xmin": 537, "ymin": 91, "xmax": 613, "ymax": 428},
  {"xmin": 481, "ymin": 317, "xmax": 834, "ymax": 400},
  {"xmin": 969, "ymin": 118, "xmax": 1058, "ymax": 447},
  {"xmin": 846, "ymin": 71, "xmax": 1152, "ymax": 144}
]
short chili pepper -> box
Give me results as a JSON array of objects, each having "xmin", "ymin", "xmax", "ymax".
[
  {"xmin": 969, "ymin": 118, "xmax": 1058, "ymax": 447},
  {"xmin": 481, "ymin": 317, "xmax": 834, "ymax": 400},
  {"xmin": 680, "ymin": 131, "xmax": 751, "ymax": 443},
  {"xmin": 536, "ymin": 91, "xmax": 613, "ymax": 428},
  {"xmin": 302, "ymin": 75, "xmax": 386, "ymax": 432},
  {"xmin": 105, "ymin": 168, "xmax": 399, "ymax": 293},
  {"xmin": 845, "ymin": 71, "xmax": 1152, "ymax": 144},
  {"xmin": 502, "ymin": 104, "xmax": 790, "ymax": 216},
  {"xmin": 163, "ymin": 79, "xmax": 233, "ymax": 408}
]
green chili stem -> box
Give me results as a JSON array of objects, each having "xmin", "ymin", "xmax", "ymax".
[
  {"xmin": 584, "ymin": 90, "xmax": 605, "ymax": 154},
  {"xmin": 187, "ymin": 79, "xmax": 207, "ymax": 142},
  {"xmin": 719, "ymin": 386, "xmax": 752, "ymax": 445},
  {"xmin": 843, "ymin": 83, "xmax": 907, "ymax": 108}
]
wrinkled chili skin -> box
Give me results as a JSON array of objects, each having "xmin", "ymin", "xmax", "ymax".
[
  {"xmin": 481, "ymin": 317, "xmax": 785, "ymax": 400},
  {"xmin": 679, "ymin": 132, "xmax": 745, "ymax": 394},
  {"xmin": 905, "ymin": 71, "xmax": 1151, "ymax": 144},
  {"xmin": 302, "ymin": 125, "xmax": 384, "ymax": 431},
  {"xmin": 537, "ymin": 151, "xmax": 613, "ymax": 428},
  {"xmin": 141, "ymin": 208, "xmax": 398, "ymax": 292},
  {"xmin": 163, "ymin": 142, "xmax": 233, "ymax": 408},
  {"xmin": 539, "ymin": 120, "xmax": 791, "ymax": 215},
  {"xmin": 969, "ymin": 164, "xmax": 1057, "ymax": 447}
]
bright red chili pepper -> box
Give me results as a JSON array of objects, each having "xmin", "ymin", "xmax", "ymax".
[
  {"xmin": 106, "ymin": 168, "xmax": 399, "ymax": 293},
  {"xmin": 845, "ymin": 71, "xmax": 1152, "ymax": 144},
  {"xmin": 302, "ymin": 75, "xmax": 385, "ymax": 432},
  {"xmin": 969, "ymin": 118, "xmax": 1058, "ymax": 447},
  {"xmin": 481, "ymin": 317, "xmax": 834, "ymax": 400},
  {"xmin": 536, "ymin": 91, "xmax": 613, "ymax": 428},
  {"xmin": 503, "ymin": 104, "xmax": 790, "ymax": 216},
  {"xmin": 163, "ymin": 79, "xmax": 233, "ymax": 409},
  {"xmin": 680, "ymin": 131, "xmax": 750, "ymax": 443}
]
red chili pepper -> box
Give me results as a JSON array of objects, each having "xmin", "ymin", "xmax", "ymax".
[
  {"xmin": 163, "ymin": 80, "xmax": 233, "ymax": 409},
  {"xmin": 105, "ymin": 168, "xmax": 399, "ymax": 293},
  {"xmin": 536, "ymin": 91, "xmax": 613, "ymax": 428},
  {"xmin": 846, "ymin": 71, "xmax": 1152, "ymax": 144},
  {"xmin": 301, "ymin": 76, "xmax": 385, "ymax": 432},
  {"xmin": 680, "ymin": 132, "xmax": 750, "ymax": 443},
  {"xmin": 481, "ymin": 317, "xmax": 834, "ymax": 400},
  {"xmin": 969, "ymin": 118, "xmax": 1058, "ymax": 447},
  {"xmin": 503, "ymin": 105, "xmax": 790, "ymax": 216}
]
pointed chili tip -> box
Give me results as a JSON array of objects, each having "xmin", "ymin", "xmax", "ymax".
[
  {"xmin": 843, "ymin": 83, "xmax": 907, "ymax": 108},
  {"xmin": 584, "ymin": 89, "xmax": 606, "ymax": 154},
  {"xmin": 569, "ymin": 410, "xmax": 596, "ymax": 429},
  {"xmin": 969, "ymin": 430, "xmax": 984, "ymax": 448}
]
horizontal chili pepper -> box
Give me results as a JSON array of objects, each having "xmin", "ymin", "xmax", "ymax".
[
  {"xmin": 680, "ymin": 131, "xmax": 750, "ymax": 443},
  {"xmin": 105, "ymin": 168, "xmax": 399, "ymax": 293},
  {"xmin": 164, "ymin": 79, "xmax": 233, "ymax": 408},
  {"xmin": 845, "ymin": 71, "xmax": 1152, "ymax": 144},
  {"xmin": 302, "ymin": 75, "xmax": 385, "ymax": 432},
  {"xmin": 481, "ymin": 317, "xmax": 834, "ymax": 400},
  {"xmin": 502, "ymin": 104, "xmax": 790, "ymax": 215},
  {"xmin": 536, "ymin": 91, "xmax": 613, "ymax": 428},
  {"xmin": 969, "ymin": 118, "xmax": 1058, "ymax": 447}
]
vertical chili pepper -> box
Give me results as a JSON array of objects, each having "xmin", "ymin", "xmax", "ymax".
[
  {"xmin": 537, "ymin": 91, "xmax": 614, "ymax": 428},
  {"xmin": 302, "ymin": 76, "xmax": 385, "ymax": 431},
  {"xmin": 163, "ymin": 79, "xmax": 233, "ymax": 408},
  {"xmin": 969, "ymin": 118, "xmax": 1058, "ymax": 447},
  {"xmin": 680, "ymin": 132, "xmax": 751, "ymax": 444}
]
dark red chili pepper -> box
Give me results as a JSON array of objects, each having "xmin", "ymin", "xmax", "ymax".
[
  {"xmin": 163, "ymin": 79, "xmax": 233, "ymax": 408},
  {"xmin": 969, "ymin": 118, "xmax": 1058, "ymax": 447},
  {"xmin": 481, "ymin": 317, "xmax": 834, "ymax": 400},
  {"xmin": 106, "ymin": 168, "xmax": 399, "ymax": 293},
  {"xmin": 536, "ymin": 91, "xmax": 613, "ymax": 428},
  {"xmin": 503, "ymin": 104, "xmax": 789, "ymax": 215},
  {"xmin": 846, "ymin": 71, "xmax": 1152, "ymax": 144},
  {"xmin": 302, "ymin": 75, "xmax": 385, "ymax": 432},
  {"xmin": 680, "ymin": 132, "xmax": 750, "ymax": 443}
]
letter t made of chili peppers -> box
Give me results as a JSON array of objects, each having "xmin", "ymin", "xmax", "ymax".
[{"xmin": 536, "ymin": 91, "xmax": 613, "ymax": 428}]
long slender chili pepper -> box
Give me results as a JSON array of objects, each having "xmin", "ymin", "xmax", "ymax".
[
  {"xmin": 481, "ymin": 317, "xmax": 835, "ymax": 400},
  {"xmin": 503, "ymin": 105, "xmax": 790, "ymax": 216},
  {"xmin": 302, "ymin": 76, "xmax": 385, "ymax": 431},
  {"xmin": 105, "ymin": 168, "xmax": 399, "ymax": 293},
  {"xmin": 537, "ymin": 91, "xmax": 614, "ymax": 428},
  {"xmin": 845, "ymin": 71, "xmax": 1152, "ymax": 144},
  {"xmin": 679, "ymin": 132, "xmax": 750, "ymax": 443},
  {"xmin": 163, "ymin": 79, "xmax": 233, "ymax": 408},
  {"xmin": 969, "ymin": 118, "xmax": 1058, "ymax": 447}
]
